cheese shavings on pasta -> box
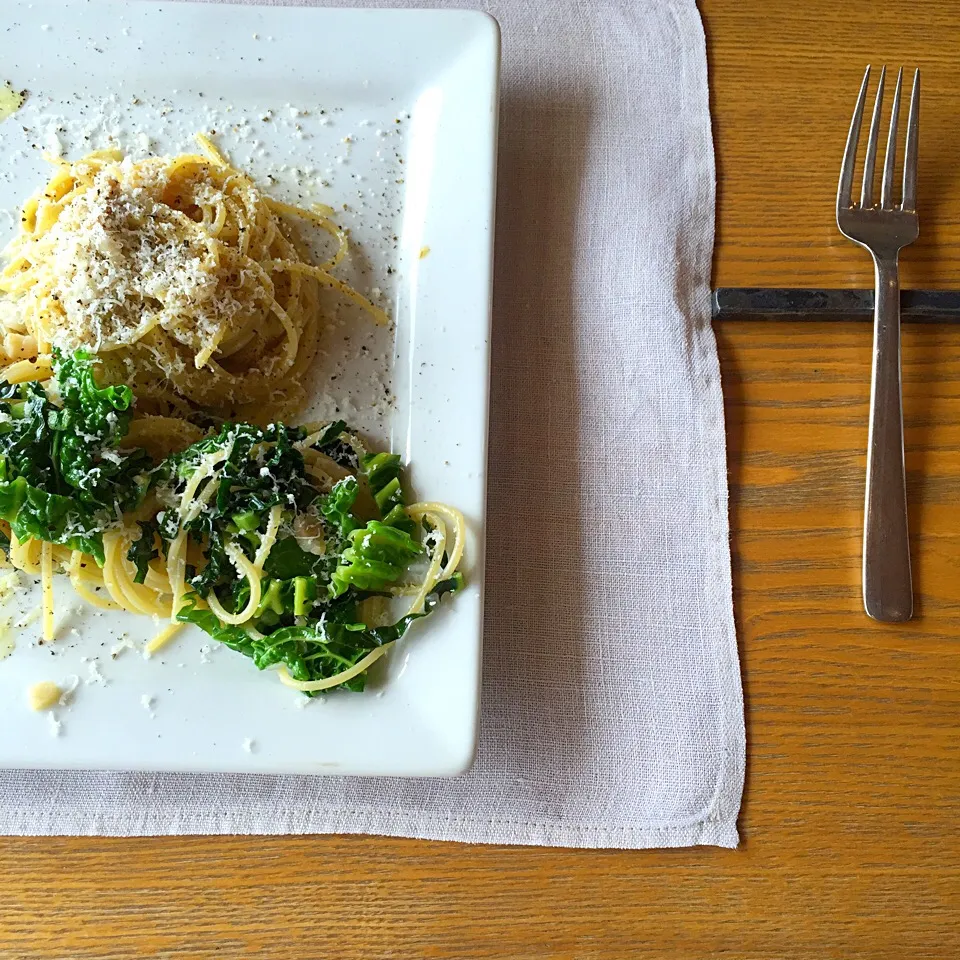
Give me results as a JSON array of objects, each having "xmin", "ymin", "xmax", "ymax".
[{"xmin": 0, "ymin": 136, "xmax": 387, "ymax": 422}]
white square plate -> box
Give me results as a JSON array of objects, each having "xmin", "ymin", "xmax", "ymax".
[{"xmin": 0, "ymin": 1, "xmax": 498, "ymax": 776}]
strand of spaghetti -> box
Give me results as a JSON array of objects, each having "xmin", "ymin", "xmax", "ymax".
[
  {"xmin": 112, "ymin": 558, "xmax": 171, "ymax": 616},
  {"xmin": 103, "ymin": 531, "xmax": 170, "ymax": 616},
  {"xmin": 68, "ymin": 551, "xmax": 121, "ymax": 611},
  {"xmin": 100, "ymin": 533, "xmax": 145, "ymax": 614},
  {"xmin": 195, "ymin": 132, "xmax": 228, "ymax": 166},
  {"xmin": 143, "ymin": 561, "xmax": 174, "ymax": 596},
  {"xmin": 9, "ymin": 533, "xmax": 41, "ymax": 575},
  {"xmin": 40, "ymin": 541, "xmax": 54, "ymax": 642},
  {"xmin": 275, "ymin": 643, "xmax": 393, "ymax": 693},
  {"xmin": 166, "ymin": 530, "xmax": 188, "ymax": 616},
  {"xmin": 305, "ymin": 461, "xmax": 341, "ymax": 490},
  {"xmin": 194, "ymin": 326, "xmax": 227, "ymax": 369},
  {"xmin": 268, "ymin": 297, "xmax": 300, "ymax": 366},
  {"xmin": 408, "ymin": 502, "xmax": 466, "ymax": 582},
  {"xmin": 253, "ymin": 505, "xmax": 283, "ymax": 570},
  {"xmin": 205, "ymin": 542, "xmax": 263, "ymax": 626},
  {"xmin": 403, "ymin": 515, "xmax": 446, "ymax": 615},
  {"xmin": 178, "ymin": 445, "xmax": 232, "ymax": 522},
  {"xmin": 1, "ymin": 356, "xmax": 52, "ymax": 383},
  {"xmin": 168, "ymin": 444, "xmax": 236, "ymax": 614},
  {"xmin": 266, "ymin": 198, "xmax": 341, "ymax": 227},
  {"xmin": 265, "ymin": 199, "xmax": 348, "ymax": 270},
  {"xmin": 266, "ymin": 260, "xmax": 390, "ymax": 325},
  {"xmin": 84, "ymin": 148, "xmax": 125, "ymax": 163},
  {"xmin": 7, "ymin": 533, "xmax": 23, "ymax": 571},
  {"xmin": 144, "ymin": 621, "xmax": 185, "ymax": 656},
  {"xmin": 207, "ymin": 199, "xmax": 228, "ymax": 237},
  {"xmin": 102, "ymin": 533, "xmax": 152, "ymax": 614},
  {"xmin": 299, "ymin": 446, "xmax": 353, "ymax": 482},
  {"xmin": 66, "ymin": 550, "xmax": 100, "ymax": 581},
  {"xmin": 385, "ymin": 503, "xmax": 466, "ymax": 609}
]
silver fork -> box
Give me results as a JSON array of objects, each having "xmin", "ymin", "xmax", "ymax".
[{"xmin": 837, "ymin": 65, "xmax": 920, "ymax": 623}]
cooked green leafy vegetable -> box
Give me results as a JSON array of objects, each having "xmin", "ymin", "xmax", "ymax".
[
  {"xmin": 127, "ymin": 520, "xmax": 160, "ymax": 585},
  {"xmin": 158, "ymin": 417, "xmax": 457, "ymax": 692},
  {"xmin": 177, "ymin": 573, "xmax": 462, "ymax": 692},
  {"xmin": 0, "ymin": 350, "xmax": 462, "ymax": 693},
  {"xmin": 50, "ymin": 349, "xmax": 150, "ymax": 511},
  {"xmin": 0, "ymin": 351, "xmax": 151, "ymax": 563},
  {"xmin": 329, "ymin": 520, "xmax": 423, "ymax": 598},
  {"xmin": 156, "ymin": 420, "xmax": 317, "ymax": 597}
]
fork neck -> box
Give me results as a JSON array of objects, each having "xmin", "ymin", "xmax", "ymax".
[{"xmin": 872, "ymin": 255, "xmax": 901, "ymax": 319}]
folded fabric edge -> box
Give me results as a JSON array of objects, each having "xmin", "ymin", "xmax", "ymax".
[
  {"xmin": 688, "ymin": 0, "xmax": 746, "ymax": 847},
  {"xmin": 0, "ymin": 807, "xmax": 738, "ymax": 849}
]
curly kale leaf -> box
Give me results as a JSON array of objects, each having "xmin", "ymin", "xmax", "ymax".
[
  {"xmin": 261, "ymin": 536, "xmax": 329, "ymax": 580},
  {"xmin": 319, "ymin": 476, "xmax": 360, "ymax": 539},
  {"xmin": 0, "ymin": 475, "xmax": 104, "ymax": 559},
  {"xmin": 126, "ymin": 520, "xmax": 160, "ymax": 584},
  {"xmin": 157, "ymin": 421, "xmax": 315, "ymax": 597},
  {"xmin": 360, "ymin": 451, "xmax": 414, "ymax": 532},
  {"xmin": 0, "ymin": 355, "xmax": 151, "ymax": 562},
  {"xmin": 177, "ymin": 574, "xmax": 463, "ymax": 693},
  {"xmin": 49, "ymin": 349, "xmax": 151, "ymax": 513},
  {"xmin": 329, "ymin": 519, "xmax": 422, "ymax": 598},
  {"xmin": 310, "ymin": 419, "xmax": 359, "ymax": 470},
  {"xmin": 0, "ymin": 381, "xmax": 56, "ymax": 490}
]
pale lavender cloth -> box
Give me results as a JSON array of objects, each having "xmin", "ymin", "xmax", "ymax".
[{"xmin": 0, "ymin": 0, "xmax": 744, "ymax": 847}]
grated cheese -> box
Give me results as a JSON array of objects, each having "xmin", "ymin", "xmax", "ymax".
[
  {"xmin": 37, "ymin": 161, "xmax": 243, "ymax": 357},
  {"xmin": 15, "ymin": 606, "xmax": 40, "ymax": 629},
  {"xmin": 110, "ymin": 634, "xmax": 137, "ymax": 658},
  {"xmin": 58, "ymin": 674, "xmax": 79, "ymax": 706},
  {"xmin": 84, "ymin": 660, "xmax": 108, "ymax": 687}
]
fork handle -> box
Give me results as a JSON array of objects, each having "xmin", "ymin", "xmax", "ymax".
[{"xmin": 863, "ymin": 256, "xmax": 913, "ymax": 622}]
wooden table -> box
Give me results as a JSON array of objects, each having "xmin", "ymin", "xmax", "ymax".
[{"xmin": 2, "ymin": 2, "xmax": 959, "ymax": 956}]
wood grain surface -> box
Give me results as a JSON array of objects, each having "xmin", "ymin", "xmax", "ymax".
[{"xmin": 2, "ymin": 2, "xmax": 960, "ymax": 958}]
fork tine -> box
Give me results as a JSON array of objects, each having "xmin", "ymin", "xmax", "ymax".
[
  {"xmin": 838, "ymin": 66, "xmax": 871, "ymax": 211},
  {"xmin": 880, "ymin": 68, "xmax": 903, "ymax": 209},
  {"xmin": 860, "ymin": 66, "xmax": 886, "ymax": 208},
  {"xmin": 902, "ymin": 68, "xmax": 920, "ymax": 212}
]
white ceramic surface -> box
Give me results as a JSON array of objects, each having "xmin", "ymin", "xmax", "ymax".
[{"xmin": 0, "ymin": 0, "xmax": 499, "ymax": 776}]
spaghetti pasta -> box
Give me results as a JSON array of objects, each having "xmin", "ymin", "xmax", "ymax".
[
  {"xmin": 0, "ymin": 137, "xmax": 386, "ymax": 421},
  {"xmin": 40, "ymin": 541, "xmax": 54, "ymax": 642}
]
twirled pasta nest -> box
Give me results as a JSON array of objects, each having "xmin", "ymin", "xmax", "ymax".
[{"xmin": 0, "ymin": 135, "xmax": 386, "ymax": 422}]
